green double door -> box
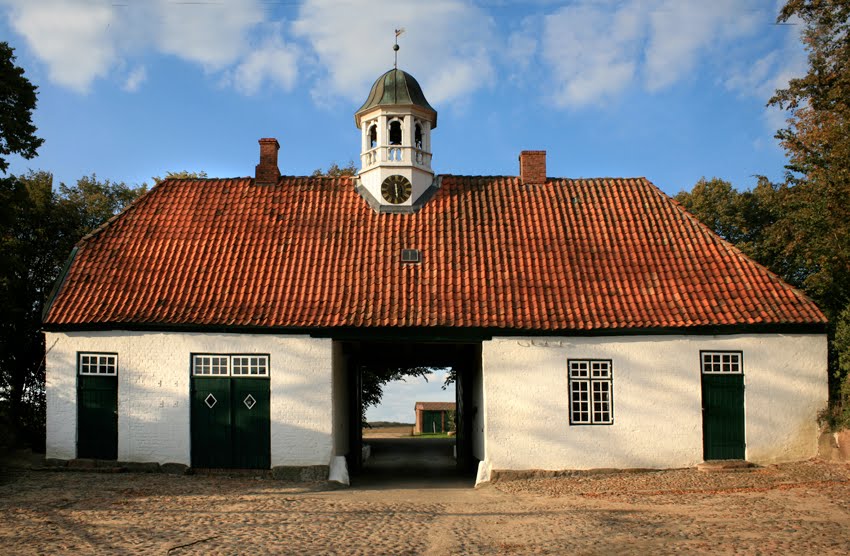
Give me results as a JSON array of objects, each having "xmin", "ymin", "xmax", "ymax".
[
  {"xmin": 702, "ymin": 374, "xmax": 745, "ymax": 460},
  {"xmin": 191, "ymin": 377, "xmax": 270, "ymax": 469},
  {"xmin": 423, "ymin": 411, "xmax": 444, "ymax": 433},
  {"xmin": 78, "ymin": 375, "xmax": 118, "ymax": 460}
]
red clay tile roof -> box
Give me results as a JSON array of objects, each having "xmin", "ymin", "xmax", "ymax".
[
  {"xmin": 415, "ymin": 402, "xmax": 456, "ymax": 411},
  {"xmin": 43, "ymin": 175, "xmax": 826, "ymax": 331}
]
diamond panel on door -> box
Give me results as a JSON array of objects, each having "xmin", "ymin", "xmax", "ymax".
[
  {"xmin": 232, "ymin": 378, "xmax": 270, "ymax": 469},
  {"xmin": 191, "ymin": 378, "xmax": 232, "ymax": 468}
]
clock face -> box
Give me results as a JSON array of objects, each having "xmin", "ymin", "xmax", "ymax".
[{"xmin": 381, "ymin": 175, "xmax": 412, "ymax": 204}]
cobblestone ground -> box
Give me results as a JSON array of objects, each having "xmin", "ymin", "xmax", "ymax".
[{"xmin": 1, "ymin": 460, "xmax": 849, "ymax": 555}]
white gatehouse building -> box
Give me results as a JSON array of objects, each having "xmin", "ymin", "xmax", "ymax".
[{"xmin": 42, "ymin": 65, "xmax": 828, "ymax": 483}]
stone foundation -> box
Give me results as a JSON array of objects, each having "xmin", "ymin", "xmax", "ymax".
[
  {"xmin": 271, "ymin": 465, "xmax": 329, "ymax": 481},
  {"xmin": 819, "ymin": 429, "xmax": 850, "ymax": 461}
]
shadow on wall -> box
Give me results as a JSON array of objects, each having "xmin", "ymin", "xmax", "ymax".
[
  {"xmin": 46, "ymin": 332, "xmax": 336, "ymax": 467},
  {"xmin": 486, "ymin": 335, "xmax": 825, "ymax": 469}
]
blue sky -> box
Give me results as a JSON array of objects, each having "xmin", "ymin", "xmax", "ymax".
[
  {"xmin": 2, "ymin": 0, "xmax": 804, "ymax": 195},
  {"xmin": 366, "ymin": 370, "xmax": 454, "ymax": 424},
  {"xmin": 1, "ymin": 1, "xmax": 805, "ymax": 422}
]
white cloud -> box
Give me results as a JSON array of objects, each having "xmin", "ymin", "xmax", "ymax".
[
  {"xmin": 506, "ymin": 17, "xmax": 538, "ymax": 73},
  {"xmin": 153, "ymin": 0, "xmax": 264, "ymax": 69},
  {"xmin": 232, "ymin": 34, "xmax": 299, "ymax": 95},
  {"xmin": 292, "ymin": 0, "xmax": 496, "ymax": 106},
  {"xmin": 723, "ymin": 16, "xmax": 806, "ymax": 132},
  {"xmin": 644, "ymin": 0, "xmax": 760, "ymax": 91},
  {"xmin": 725, "ymin": 51, "xmax": 780, "ymax": 98},
  {"xmin": 123, "ymin": 66, "xmax": 147, "ymax": 93},
  {"xmin": 0, "ymin": 0, "xmax": 293, "ymax": 95},
  {"xmin": 3, "ymin": 0, "xmax": 116, "ymax": 92},
  {"xmin": 528, "ymin": 0, "xmax": 777, "ymax": 108},
  {"xmin": 539, "ymin": 1, "xmax": 644, "ymax": 107}
]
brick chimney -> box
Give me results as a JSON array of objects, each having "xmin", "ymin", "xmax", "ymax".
[
  {"xmin": 519, "ymin": 150, "xmax": 546, "ymax": 185},
  {"xmin": 255, "ymin": 138, "xmax": 280, "ymax": 186}
]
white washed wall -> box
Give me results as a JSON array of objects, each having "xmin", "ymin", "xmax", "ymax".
[
  {"xmin": 481, "ymin": 334, "xmax": 827, "ymax": 471},
  {"xmin": 45, "ymin": 331, "xmax": 333, "ymax": 466}
]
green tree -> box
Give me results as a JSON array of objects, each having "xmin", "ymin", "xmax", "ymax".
[
  {"xmin": 446, "ymin": 409, "xmax": 457, "ymax": 433},
  {"xmin": 0, "ymin": 171, "xmax": 146, "ymax": 447},
  {"xmin": 59, "ymin": 174, "xmax": 147, "ymax": 233},
  {"xmin": 769, "ymin": 0, "xmax": 850, "ymax": 418},
  {"xmin": 768, "ymin": 0, "xmax": 850, "ymax": 314},
  {"xmin": 311, "ymin": 161, "xmax": 358, "ymax": 178},
  {"xmin": 0, "ymin": 42, "xmax": 43, "ymax": 174},
  {"xmin": 360, "ymin": 365, "xmax": 432, "ymax": 424},
  {"xmin": 675, "ymin": 178, "xmax": 754, "ymax": 245},
  {"xmin": 150, "ymin": 170, "xmax": 208, "ymax": 185},
  {"xmin": 674, "ymin": 177, "xmax": 797, "ymax": 283},
  {"xmin": 680, "ymin": 1, "xmax": 850, "ymax": 425}
]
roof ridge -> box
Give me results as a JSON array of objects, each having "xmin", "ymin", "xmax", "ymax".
[
  {"xmin": 161, "ymin": 174, "xmax": 655, "ymax": 183},
  {"xmin": 436, "ymin": 174, "xmax": 650, "ymax": 181}
]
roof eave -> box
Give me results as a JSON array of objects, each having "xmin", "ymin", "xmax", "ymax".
[{"xmin": 40, "ymin": 321, "xmax": 828, "ymax": 338}]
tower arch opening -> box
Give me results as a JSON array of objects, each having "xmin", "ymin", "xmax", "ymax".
[
  {"xmin": 368, "ymin": 123, "xmax": 378, "ymax": 149},
  {"xmin": 388, "ymin": 119, "xmax": 403, "ymax": 161}
]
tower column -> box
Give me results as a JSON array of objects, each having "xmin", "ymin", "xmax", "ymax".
[
  {"xmin": 378, "ymin": 115, "xmax": 387, "ymax": 162},
  {"xmin": 404, "ymin": 114, "xmax": 414, "ymax": 148}
]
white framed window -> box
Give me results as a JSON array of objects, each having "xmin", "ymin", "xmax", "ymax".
[
  {"xmin": 192, "ymin": 355, "xmax": 229, "ymax": 376},
  {"xmin": 569, "ymin": 360, "xmax": 613, "ymax": 425},
  {"xmin": 231, "ymin": 355, "xmax": 269, "ymax": 376},
  {"xmin": 192, "ymin": 354, "xmax": 269, "ymax": 377},
  {"xmin": 79, "ymin": 353, "xmax": 117, "ymax": 376},
  {"xmin": 701, "ymin": 351, "xmax": 743, "ymax": 374}
]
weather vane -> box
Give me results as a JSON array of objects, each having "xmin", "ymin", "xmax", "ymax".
[{"xmin": 394, "ymin": 28, "xmax": 405, "ymax": 69}]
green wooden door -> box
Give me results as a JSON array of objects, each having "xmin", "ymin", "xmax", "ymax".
[
  {"xmin": 232, "ymin": 378, "xmax": 270, "ymax": 469},
  {"xmin": 702, "ymin": 374, "xmax": 745, "ymax": 460},
  {"xmin": 191, "ymin": 377, "xmax": 233, "ymax": 468},
  {"xmin": 191, "ymin": 376, "xmax": 269, "ymax": 469},
  {"xmin": 423, "ymin": 411, "xmax": 443, "ymax": 433},
  {"xmin": 78, "ymin": 375, "xmax": 118, "ymax": 460}
]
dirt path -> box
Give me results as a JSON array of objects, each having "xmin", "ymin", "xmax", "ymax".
[{"xmin": 1, "ymin": 460, "xmax": 849, "ymax": 554}]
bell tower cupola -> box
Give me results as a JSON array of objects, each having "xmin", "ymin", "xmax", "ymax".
[{"xmin": 355, "ymin": 35, "xmax": 437, "ymax": 212}]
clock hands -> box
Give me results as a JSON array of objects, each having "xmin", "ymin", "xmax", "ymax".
[{"xmin": 381, "ymin": 175, "xmax": 411, "ymax": 204}]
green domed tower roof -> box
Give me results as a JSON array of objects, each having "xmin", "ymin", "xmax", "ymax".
[{"xmin": 355, "ymin": 69, "xmax": 437, "ymax": 128}]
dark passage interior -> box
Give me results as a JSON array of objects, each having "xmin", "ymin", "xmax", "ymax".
[{"xmin": 336, "ymin": 340, "xmax": 481, "ymax": 486}]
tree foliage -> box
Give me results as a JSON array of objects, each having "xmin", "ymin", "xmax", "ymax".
[
  {"xmin": 0, "ymin": 171, "xmax": 146, "ymax": 447},
  {"xmin": 360, "ymin": 365, "xmax": 432, "ymax": 419},
  {"xmin": 150, "ymin": 170, "xmax": 208, "ymax": 185},
  {"xmin": 674, "ymin": 177, "xmax": 802, "ymax": 285},
  {"xmin": 679, "ymin": 1, "xmax": 850, "ymax": 427},
  {"xmin": 768, "ymin": 0, "xmax": 850, "ymax": 314},
  {"xmin": 770, "ymin": 0, "xmax": 850, "ymax": 420},
  {"xmin": 310, "ymin": 161, "xmax": 358, "ymax": 178},
  {"xmin": 0, "ymin": 42, "xmax": 43, "ymax": 174}
]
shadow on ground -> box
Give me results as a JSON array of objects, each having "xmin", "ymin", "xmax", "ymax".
[{"xmin": 355, "ymin": 437, "xmax": 475, "ymax": 489}]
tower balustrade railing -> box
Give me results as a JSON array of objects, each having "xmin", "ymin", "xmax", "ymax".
[{"xmin": 360, "ymin": 146, "xmax": 432, "ymax": 170}]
